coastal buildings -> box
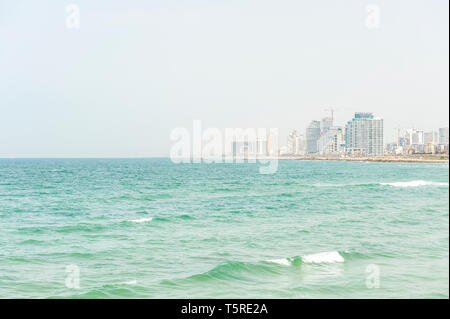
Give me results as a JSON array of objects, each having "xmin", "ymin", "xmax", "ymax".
[
  {"xmin": 317, "ymin": 126, "xmax": 345, "ymax": 155},
  {"xmin": 232, "ymin": 141, "xmax": 250, "ymax": 156},
  {"xmin": 297, "ymin": 134, "xmax": 306, "ymax": 155},
  {"xmin": 385, "ymin": 143, "xmax": 398, "ymax": 154},
  {"xmin": 256, "ymin": 137, "xmax": 267, "ymax": 156},
  {"xmin": 439, "ymin": 127, "xmax": 449, "ymax": 145},
  {"xmin": 306, "ymin": 121, "xmax": 321, "ymax": 154},
  {"xmin": 385, "ymin": 126, "xmax": 449, "ymax": 155},
  {"xmin": 286, "ymin": 130, "xmax": 299, "ymax": 155},
  {"xmin": 425, "ymin": 143, "xmax": 436, "ymax": 154},
  {"xmin": 405, "ymin": 129, "xmax": 425, "ymax": 153},
  {"xmin": 345, "ymin": 113, "xmax": 384, "ymax": 156},
  {"xmin": 423, "ymin": 131, "xmax": 434, "ymax": 144},
  {"xmin": 320, "ymin": 117, "xmax": 333, "ymax": 133},
  {"xmin": 285, "ymin": 130, "xmax": 306, "ymax": 155},
  {"xmin": 304, "ymin": 118, "xmax": 338, "ymax": 155},
  {"xmin": 408, "ymin": 129, "xmax": 424, "ymax": 145},
  {"xmin": 229, "ymin": 132, "xmax": 269, "ymax": 157},
  {"xmin": 397, "ymin": 126, "xmax": 447, "ymax": 154},
  {"xmin": 282, "ymin": 112, "xmax": 446, "ymax": 157}
]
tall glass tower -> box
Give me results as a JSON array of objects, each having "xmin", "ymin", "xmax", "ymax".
[
  {"xmin": 345, "ymin": 113, "xmax": 384, "ymax": 156},
  {"xmin": 306, "ymin": 121, "xmax": 321, "ymax": 154}
]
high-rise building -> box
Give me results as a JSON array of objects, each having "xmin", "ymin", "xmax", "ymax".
[
  {"xmin": 232, "ymin": 141, "xmax": 250, "ymax": 156},
  {"xmin": 385, "ymin": 143, "xmax": 398, "ymax": 154},
  {"xmin": 286, "ymin": 130, "xmax": 300, "ymax": 155},
  {"xmin": 266, "ymin": 129, "xmax": 278, "ymax": 155},
  {"xmin": 425, "ymin": 143, "xmax": 436, "ymax": 154},
  {"xmin": 306, "ymin": 121, "xmax": 321, "ymax": 154},
  {"xmin": 317, "ymin": 126, "xmax": 345, "ymax": 155},
  {"xmin": 345, "ymin": 112, "xmax": 384, "ymax": 156},
  {"xmin": 439, "ymin": 127, "xmax": 449, "ymax": 145},
  {"xmin": 256, "ymin": 137, "xmax": 267, "ymax": 155},
  {"xmin": 409, "ymin": 129, "xmax": 424, "ymax": 145},
  {"xmin": 320, "ymin": 117, "xmax": 333, "ymax": 133},
  {"xmin": 399, "ymin": 136, "xmax": 409, "ymax": 147},
  {"xmin": 423, "ymin": 131, "xmax": 434, "ymax": 144},
  {"xmin": 297, "ymin": 134, "xmax": 306, "ymax": 155}
]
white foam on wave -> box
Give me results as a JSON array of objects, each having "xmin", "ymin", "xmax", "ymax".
[
  {"xmin": 129, "ymin": 217, "xmax": 153, "ymax": 223},
  {"xmin": 268, "ymin": 251, "xmax": 344, "ymax": 265},
  {"xmin": 122, "ymin": 280, "xmax": 137, "ymax": 285},
  {"xmin": 380, "ymin": 180, "xmax": 449, "ymax": 188},
  {"xmin": 267, "ymin": 258, "xmax": 291, "ymax": 266},
  {"xmin": 301, "ymin": 251, "xmax": 344, "ymax": 263}
]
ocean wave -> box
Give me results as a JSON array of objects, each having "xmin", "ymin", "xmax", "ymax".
[
  {"xmin": 18, "ymin": 239, "xmax": 46, "ymax": 245},
  {"xmin": 268, "ymin": 251, "xmax": 345, "ymax": 266},
  {"xmin": 128, "ymin": 217, "xmax": 153, "ymax": 223},
  {"xmin": 199, "ymin": 261, "xmax": 280, "ymax": 280},
  {"xmin": 56, "ymin": 224, "xmax": 107, "ymax": 233},
  {"xmin": 161, "ymin": 261, "xmax": 281, "ymax": 286},
  {"xmin": 166, "ymin": 251, "xmax": 351, "ymax": 285},
  {"xmin": 380, "ymin": 180, "xmax": 449, "ymax": 187},
  {"xmin": 312, "ymin": 182, "xmax": 381, "ymax": 188},
  {"xmin": 301, "ymin": 251, "xmax": 344, "ymax": 263},
  {"xmin": 17, "ymin": 223, "xmax": 108, "ymax": 234},
  {"xmin": 312, "ymin": 180, "xmax": 449, "ymax": 188},
  {"xmin": 17, "ymin": 226, "xmax": 46, "ymax": 234},
  {"xmin": 267, "ymin": 258, "xmax": 291, "ymax": 266},
  {"xmin": 126, "ymin": 215, "xmax": 193, "ymax": 224},
  {"xmin": 152, "ymin": 217, "xmax": 170, "ymax": 222},
  {"xmin": 60, "ymin": 283, "xmax": 144, "ymax": 298},
  {"xmin": 176, "ymin": 214, "xmax": 195, "ymax": 220}
]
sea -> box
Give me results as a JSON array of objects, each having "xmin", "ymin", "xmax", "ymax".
[{"xmin": 0, "ymin": 158, "xmax": 448, "ymax": 298}]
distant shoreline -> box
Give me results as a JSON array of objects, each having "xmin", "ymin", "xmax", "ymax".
[
  {"xmin": 193, "ymin": 155, "xmax": 450, "ymax": 164},
  {"xmin": 278, "ymin": 156, "xmax": 449, "ymax": 164},
  {"xmin": 1, "ymin": 157, "xmax": 448, "ymax": 164}
]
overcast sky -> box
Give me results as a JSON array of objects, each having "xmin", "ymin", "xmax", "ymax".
[{"xmin": 0, "ymin": 0, "xmax": 448, "ymax": 157}]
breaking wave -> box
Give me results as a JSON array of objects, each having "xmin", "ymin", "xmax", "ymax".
[
  {"xmin": 380, "ymin": 180, "xmax": 449, "ymax": 187},
  {"xmin": 301, "ymin": 251, "xmax": 345, "ymax": 263},
  {"xmin": 128, "ymin": 217, "xmax": 153, "ymax": 223},
  {"xmin": 268, "ymin": 251, "xmax": 345, "ymax": 266},
  {"xmin": 162, "ymin": 251, "xmax": 365, "ymax": 286}
]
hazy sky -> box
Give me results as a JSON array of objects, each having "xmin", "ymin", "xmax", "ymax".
[{"xmin": 0, "ymin": 0, "xmax": 448, "ymax": 157}]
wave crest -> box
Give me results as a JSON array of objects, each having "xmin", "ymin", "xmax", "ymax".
[
  {"xmin": 128, "ymin": 217, "xmax": 153, "ymax": 223},
  {"xmin": 267, "ymin": 258, "xmax": 291, "ymax": 266},
  {"xmin": 163, "ymin": 250, "xmax": 367, "ymax": 286},
  {"xmin": 380, "ymin": 180, "xmax": 449, "ymax": 187},
  {"xmin": 268, "ymin": 251, "xmax": 345, "ymax": 265},
  {"xmin": 301, "ymin": 251, "xmax": 344, "ymax": 263}
]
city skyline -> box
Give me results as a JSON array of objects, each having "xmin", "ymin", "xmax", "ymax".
[
  {"xmin": 0, "ymin": 0, "xmax": 448, "ymax": 157},
  {"xmin": 231, "ymin": 111, "xmax": 449, "ymax": 157}
]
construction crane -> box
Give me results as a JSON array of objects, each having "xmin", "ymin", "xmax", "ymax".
[{"xmin": 324, "ymin": 107, "xmax": 336, "ymax": 121}]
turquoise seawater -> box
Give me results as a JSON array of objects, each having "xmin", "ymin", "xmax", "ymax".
[{"xmin": 0, "ymin": 159, "xmax": 448, "ymax": 298}]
